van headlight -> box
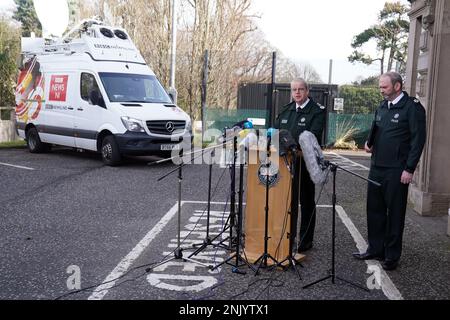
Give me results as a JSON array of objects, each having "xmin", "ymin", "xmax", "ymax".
[
  {"xmin": 186, "ymin": 120, "xmax": 192, "ymax": 133},
  {"xmin": 121, "ymin": 117, "xmax": 145, "ymax": 133}
]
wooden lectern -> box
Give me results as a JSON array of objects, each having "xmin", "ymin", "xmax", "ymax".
[{"xmin": 244, "ymin": 149, "xmax": 301, "ymax": 264}]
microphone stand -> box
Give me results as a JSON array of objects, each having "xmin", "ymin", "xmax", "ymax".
[
  {"xmin": 303, "ymin": 160, "xmax": 380, "ymax": 291},
  {"xmin": 148, "ymin": 150, "xmax": 214, "ymax": 272},
  {"xmin": 189, "ymin": 148, "xmax": 230, "ymax": 257},
  {"xmin": 272, "ymin": 150, "xmax": 303, "ymax": 279},
  {"xmin": 212, "ymin": 134, "xmax": 238, "ymax": 251},
  {"xmin": 253, "ymin": 134, "xmax": 279, "ymax": 275},
  {"xmin": 211, "ymin": 143, "xmax": 256, "ymax": 274}
]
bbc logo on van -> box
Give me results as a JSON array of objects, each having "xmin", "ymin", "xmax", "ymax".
[{"xmin": 49, "ymin": 75, "xmax": 69, "ymax": 102}]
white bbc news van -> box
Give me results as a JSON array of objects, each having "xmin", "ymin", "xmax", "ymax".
[{"xmin": 15, "ymin": 19, "xmax": 191, "ymax": 166}]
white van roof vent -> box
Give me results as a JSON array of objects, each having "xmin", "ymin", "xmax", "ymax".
[
  {"xmin": 99, "ymin": 27, "xmax": 114, "ymax": 38},
  {"xmin": 114, "ymin": 29, "xmax": 128, "ymax": 40},
  {"xmin": 88, "ymin": 25, "xmax": 124, "ymax": 40}
]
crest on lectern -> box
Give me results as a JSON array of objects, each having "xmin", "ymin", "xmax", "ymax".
[{"xmin": 257, "ymin": 160, "xmax": 280, "ymax": 188}]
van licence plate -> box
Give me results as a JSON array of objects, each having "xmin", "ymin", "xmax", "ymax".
[{"xmin": 161, "ymin": 144, "xmax": 181, "ymax": 151}]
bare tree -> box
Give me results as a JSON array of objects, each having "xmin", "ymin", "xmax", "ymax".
[
  {"xmin": 72, "ymin": 0, "xmax": 322, "ymax": 119},
  {"xmin": 276, "ymin": 57, "xmax": 322, "ymax": 84},
  {"xmin": 176, "ymin": 0, "xmax": 261, "ymax": 116}
]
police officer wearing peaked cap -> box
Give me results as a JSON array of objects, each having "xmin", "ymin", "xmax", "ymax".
[
  {"xmin": 274, "ymin": 78, "xmax": 326, "ymax": 253},
  {"xmin": 353, "ymin": 72, "xmax": 426, "ymax": 271}
]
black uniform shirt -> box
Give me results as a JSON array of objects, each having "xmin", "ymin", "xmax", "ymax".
[
  {"xmin": 274, "ymin": 99, "xmax": 326, "ymax": 145},
  {"xmin": 371, "ymin": 92, "xmax": 426, "ymax": 173}
]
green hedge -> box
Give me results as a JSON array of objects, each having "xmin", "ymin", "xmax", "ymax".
[{"xmin": 338, "ymin": 86, "xmax": 382, "ymax": 114}]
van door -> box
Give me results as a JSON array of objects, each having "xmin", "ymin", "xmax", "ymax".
[
  {"xmin": 41, "ymin": 72, "xmax": 76, "ymax": 147},
  {"xmin": 73, "ymin": 72, "xmax": 106, "ymax": 151}
]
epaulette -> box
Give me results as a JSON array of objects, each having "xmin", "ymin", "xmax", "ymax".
[{"xmin": 317, "ymin": 103, "xmax": 326, "ymax": 110}]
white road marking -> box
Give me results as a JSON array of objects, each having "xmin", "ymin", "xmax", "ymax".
[
  {"xmin": 89, "ymin": 201, "xmax": 402, "ymax": 300},
  {"xmin": 323, "ymin": 153, "xmax": 403, "ymax": 298},
  {"xmin": 147, "ymin": 274, "xmax": 218, "ymax": 292},
  {"xmin": 0, "ymin": 162, "xmax": 35, "ymax": 171},
  {"xmin": 333, "ymin": 205, "xmax": 404, "ymax": 300},
  {"xmin": 88, "ymin": 202, "xmax": 180, "ymax": 300},
  {"xmin": 325, "ymin": 152, "xmax": 370, "ymax": 171},
  {"xmin": 148, "ymin": 205, "xmax": 229, "ymax": 292}
]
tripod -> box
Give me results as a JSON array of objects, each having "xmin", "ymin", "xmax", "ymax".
[
  {"xmin": 211, "ymin": 143, "xmax": 255, "ymax": 274},
  {"xmin": 253, "ymin": 135, "xmax": 279, "ymax": 275},
  {"xmin": 303, "ymin": 162, "xmax": 380, "ymax": 291},
  {"xmin": 189, "ymin": 148, "xmax": 230, "ymax": 257},
  {"xmin": 148, "ymin": 151, "xmax": 213, "ymax": 271}
]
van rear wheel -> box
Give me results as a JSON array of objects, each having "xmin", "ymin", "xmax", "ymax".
[
  {"xmin": 101, "ymin": 135, "xmax": 122, "ymax": 166},
  {"xmin": 26, "ymin": 127, "xmax": 50, "ymax": 153}
]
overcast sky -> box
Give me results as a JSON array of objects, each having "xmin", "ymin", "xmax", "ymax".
[
  {"xmin": 250, "ymin": 0, "xmax": 410, "ymax": 84},
  {"xmin": 1, "ymin": 0, "xmax": 411, "ymax": 84}
]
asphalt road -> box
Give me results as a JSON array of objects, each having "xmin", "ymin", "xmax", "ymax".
[{"xmin": 0, "ymin": 147, "xmax": 449, "ymax": 304}]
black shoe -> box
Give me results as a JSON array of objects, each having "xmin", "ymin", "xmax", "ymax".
[
  {"xmin": 352, "ymin": 251, "xmax": 384, "ymax": 261},
  {"xmin": 297, "ymin": 242, "xmax": 313, "ymax": 253},
  {"xmin": 382, "ymin": 260, "xmax": 399, "ymax": 271}
]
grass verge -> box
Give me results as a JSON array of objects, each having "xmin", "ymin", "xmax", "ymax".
[{"xmin": 0, "ymin": 140, "xmax": 26, "ymax": 149}]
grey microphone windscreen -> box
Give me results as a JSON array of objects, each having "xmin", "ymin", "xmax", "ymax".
[{"xmin": 299, "ymin": 131, "xmax": 327, "ymax": 185}]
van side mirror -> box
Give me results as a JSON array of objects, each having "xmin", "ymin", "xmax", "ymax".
[
  {"xmin": 167, "ymin": 87, "xmax": 178, "ymax": 104},
  {"xmin": 89, "ymin": 90, "xmax": 106, "ymax": 108},
  {"xmin": 17, "ymin": 54, "xmax": 25, "ymax": 70}
]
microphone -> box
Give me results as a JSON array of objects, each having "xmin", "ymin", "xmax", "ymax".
[
  {"xmin": 220, "ymin": 120, "xmax": 254, "ymax": 143},
  {"xmin": 266, "ymin": 127, "xmax": 276, "ymax": 148},
  {"xmin": 279, "ymin": 129, "xmax": 298, "ymax": 156},
  {"xmin": 277, "ymin": 130, "xmax": 298, "ymax": 175},
  {"xmin": 267, "ymin": 128, "xmax": 276, "ymax": 138},
  {"xmin": 232, "ymin": 120, "xmax": 250, "ymax": 129},
  {"xmin": 243, "ymin": 121, "xmax": 254, "ymax": 129},
  {"xmin": 299, "ymin": 131, "xmax": 328, "ymax": 185}
]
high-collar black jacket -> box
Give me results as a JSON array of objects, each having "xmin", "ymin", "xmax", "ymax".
[
  {"xmin": 274, "ymin": 99, "xmax": 326, "ymax": 145},
  {"xmin": 371, "ymin": 92, "xmax": 427, "ymax": 173}
]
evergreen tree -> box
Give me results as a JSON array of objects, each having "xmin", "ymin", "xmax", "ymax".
[
  {"xmin": 13, "ymin": 0, "xmax": 42, "ymax": 37},
  {"xmin": 0, "ymin": 18, "xmax": 21, "ymax": 108},
  {"xmin": 348, "ymin": 1, "xmax": 410, "ymax": 75}
]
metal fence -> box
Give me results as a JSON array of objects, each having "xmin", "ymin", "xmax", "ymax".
[
  {"xmin": 204, "ymin": 108, "xmax": 269, "ymax": 132},
  {"xmin": 0, "ymin": 85, "xmax": 381, "ymax": 147},
  {"xmin": 0, "ymin": 107, "xmax": 14, "ymax": 121},
  {"xmin": 327, "ymin": 113, "xmax": 374, "ymax": 148},
  {"xmin": 323, "ymin": 86, "xmax": 380, "ymax": 148}
]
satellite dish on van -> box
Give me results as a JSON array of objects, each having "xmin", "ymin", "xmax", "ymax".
[{"xmin": 33, "ymin": 0, "xmax": 69, "ymax": 38}]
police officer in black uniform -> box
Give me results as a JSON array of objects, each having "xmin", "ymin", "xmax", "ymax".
[
  {"xmin": 353, "ymin": 72, "xmax": 426, "ymax": 271},
  {"xmin": 274, "ymin": 78, "xmax": 326, "ymax": 253}
]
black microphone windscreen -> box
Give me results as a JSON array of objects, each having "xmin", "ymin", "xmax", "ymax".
[
  {"xmin": 232, "ymin": 120, "xmax": 248, "ymax": 129},
  {"xmin": 279, "ymin": 130, "xmax": 297, "ymax": 156}
]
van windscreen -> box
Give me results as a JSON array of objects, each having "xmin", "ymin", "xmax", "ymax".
[{"xmin": 99, "ymin": 73, "xmax": 172, "ymax": 104}]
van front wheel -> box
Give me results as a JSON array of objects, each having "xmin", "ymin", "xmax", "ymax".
[
  {"xmin": 26, "ymin": 127, "xmax": 50, "ymax": 153},
  {"xmin": 101, "ymin": 135, "xmax": 122, "ymax": 166}
]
